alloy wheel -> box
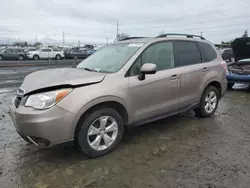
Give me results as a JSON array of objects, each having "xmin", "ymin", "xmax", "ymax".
[
  {"xmin": 204, "ymin": 91, "xmax": 217, "ymax": 113},
  {"xmin": 87, "ymin": 116, "xmax": 118, "ymax": 151}
]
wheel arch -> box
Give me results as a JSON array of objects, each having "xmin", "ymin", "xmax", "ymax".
[
  {"xmin": 33, "ymin": 54, "xmax": 40, "ymax": 58},
  {"xmin": 73, "ymin": 100, "xmax": 129, "ymax": 141},
  {"xmin": 203, "ymin": 80, "xmax": 222, "ymax": 98}
]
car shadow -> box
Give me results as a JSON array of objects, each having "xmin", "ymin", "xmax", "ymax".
[{"xmin": 19, "ymin": 110, "xmax": 197, "ymax": 164}]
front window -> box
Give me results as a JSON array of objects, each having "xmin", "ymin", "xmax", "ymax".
[{"xmin": 77, "ymin": 43, "xmax": 143, "ymax": 73}]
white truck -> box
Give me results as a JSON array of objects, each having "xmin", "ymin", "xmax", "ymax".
[{"xmin": 27, "ymin": 48, "xmax": 65, "ymax": 60}]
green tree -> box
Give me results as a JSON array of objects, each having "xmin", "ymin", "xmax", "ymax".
[
  {"xmin": 116, "ymin": 33, "xmax": 130, "ymax": 41},
  {"xmin": 242, "ymin": 30, "xmax": 248, "ymax": 38},
  {"xmin": 34, "ymin": 42, "xmax": 42, "ymax": 47}
]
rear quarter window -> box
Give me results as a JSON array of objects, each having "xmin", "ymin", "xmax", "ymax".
[{"xmin": 198, "ymin": 42, "xmax": 217, "ymax": 62}]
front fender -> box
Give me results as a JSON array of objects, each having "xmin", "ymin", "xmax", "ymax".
[{"xmin": 65, "ymin": 95, "xmax": 129, "ymax": 139}]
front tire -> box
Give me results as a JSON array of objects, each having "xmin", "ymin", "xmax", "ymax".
[
  {"xmin": 194, "ymin": 86, "xmax": 219, "ymax": 117},
  {"xmin": 76, "ymin": 108, "xmax": 124, "ymax": 158}
]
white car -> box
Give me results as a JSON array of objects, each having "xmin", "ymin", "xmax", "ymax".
[{"xmin": 27, "ymin": 48, "xmax": 65, "ymax": 60}]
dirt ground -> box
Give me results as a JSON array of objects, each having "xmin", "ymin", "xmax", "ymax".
[{"xmin": 1, "ymin": 66, "xmax": 250, "ymax": 188}]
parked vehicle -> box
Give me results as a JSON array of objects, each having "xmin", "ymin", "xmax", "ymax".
[
  {"xmin": 64, "ymin": 48, "xmax": 96, "ymax": 59},
  {"xmin": 26, "ymin": 48, "xmax": 65, "ymax": 60},
  {"xmin": 0, "ymin": 48, "xmax": 26, "ymax": 60},
  {"xmin": 9, "ymin": 34, "xmax": 227, "ymax": 158},
  {"xmin": 226, "ymin": 37, "xmax": 250, "ymax": 88},
  {"xmin": 220, "ymin": 48, "xmax": 234, "ymax": 62}
]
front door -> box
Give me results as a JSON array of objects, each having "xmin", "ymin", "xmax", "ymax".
[{"xmin": 128, "ymin": 41, "xmax": 180, "ymax": 123}]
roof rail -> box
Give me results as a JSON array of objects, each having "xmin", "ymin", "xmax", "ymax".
[
  {"xmin": 156, "ymin": 33, "xmax": 205, "ymax": 40},
  {"xmin": 119, "ymin": 37, "xmax": 147, "ymax": 41}
]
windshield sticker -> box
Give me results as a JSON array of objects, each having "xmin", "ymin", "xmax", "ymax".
[{"xmin": 128, "ymin": 43, "xmax": 144, "ymax": 47}]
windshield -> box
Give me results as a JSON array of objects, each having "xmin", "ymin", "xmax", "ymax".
[{"xmin": 77, "ymin": 43, "xmax": 143, "ymax": 73}]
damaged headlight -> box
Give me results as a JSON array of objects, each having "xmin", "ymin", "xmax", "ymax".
[{"xmin": 25, "ymin": 89, "xmax": 72, "ymax": 109}]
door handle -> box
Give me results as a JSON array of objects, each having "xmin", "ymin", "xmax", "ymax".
[
  {"xmin": 202, "ymin": 67, "xmax": 208, "ymax": 72},
  {"xmin": 170, "ymin": 75, "xmax": 179, "ymax": 80}
]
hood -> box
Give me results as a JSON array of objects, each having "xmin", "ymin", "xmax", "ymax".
[{"xmin": 20, "ymin": 68, "xmax": 106, "ymax": 94}]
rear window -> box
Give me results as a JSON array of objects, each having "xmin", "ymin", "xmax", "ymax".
[
  {"xmin": 199, "ymin": 42, "xmax": 217, "ymax": 62},
  {"xmin": 174, "ymin": 41, "xmax": 202, "ymax": 67}
]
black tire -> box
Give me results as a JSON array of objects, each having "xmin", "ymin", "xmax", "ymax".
[
  {"xmin": 33, "ymin": 55, "xmax": 39, "ymax": 60},
  {"xmin": 55, "ymin": 54, "xmax": 61, "ymax": 60},
  {"xmin": 76, "ymin": 108, "xmax": 124, "ymax": 158},
  {"xmin": 18, "ymin": 55, "xmax": 24, "ymax": 60},
  {"xmin": 73, "ymin": 55, "xmax": 78, "ymax": 60},
  {"xmin": 227, "ymin": 83, "xmax": 234, "ymax": 89},
  {"xmin": 194, "ymin": 86, "xmax": 220, "ymax": 118},
  {"xmin": 0, "ymin": 55, "xmax": 3, "ymax": 61}
]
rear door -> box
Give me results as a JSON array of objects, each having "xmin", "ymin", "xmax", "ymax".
[
  {"xmin": 173, "ymin": 40, "xmax": 205, "ymax": 110},
  {"xmin": 128, "ymin": 41, "xmax": 180, "ymax": 123}
]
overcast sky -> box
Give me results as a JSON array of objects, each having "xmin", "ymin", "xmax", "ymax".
[{"xmin": 1, "ymin": 0, "xmax": 250, "ymax": 45}]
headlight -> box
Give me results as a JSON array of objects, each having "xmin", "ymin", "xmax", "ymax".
[{"xmin": 25, "ymin": 89, "xmax": 72, "ymax": 109}]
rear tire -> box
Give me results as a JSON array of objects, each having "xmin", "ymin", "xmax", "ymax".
[
  {"xmin": 194, "ymin": 86, "xmax": 219, "ymax": 118},
  {"xmin": 55, "ymin": 54, "xmax": 61, "ymax": 60},
  {"xmin": 33, "ymin": 55, "xmax": 39, "ymax": 60},
  {"xmin": 18, "ymin": 55, "xmax": 24, "ymax": 60},
  {"xmin": 76, "ymin": 108, "xmax": 124, "ymax": 158},
  {"xmin": 227, "ymin": 83, "xmax": 234, "ymax": 89}
]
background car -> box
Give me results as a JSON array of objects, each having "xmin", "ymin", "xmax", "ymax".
[
  {"xmin": 26, "ymin": 48, "xmax": 65, "ymax": 60},
  {"xmin": 0, "ymin": 48, "xmax": 26, "ymax": 60},
  {"xmin": 226, "ymin": 37, "xmax": 250, "ymax": 88},
  {"xmin": 64, "ymin": 48, "xmax": 94, "ymax": 59},
  {"xmin": 220, "ymin": 48, "xmax": 234, "ymax": 62}
]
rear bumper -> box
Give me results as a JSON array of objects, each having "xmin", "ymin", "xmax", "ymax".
[{"xmin": 9, "ymin": 97, "xmax": 75, "ymax": 147}]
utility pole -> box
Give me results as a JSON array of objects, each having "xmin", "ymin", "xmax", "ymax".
[
  {"xmin": 106, "ymin": 37, "xmax": 109, "ymax": 45},
  {"xmin": 63, "ymin": 31, "xmax": 65, "ymax": 46},
  {"xmin": 116, "ymin": 20, "xmax": 119, "ymax": 41}
]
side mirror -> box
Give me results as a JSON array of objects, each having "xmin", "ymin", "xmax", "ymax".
[{"xmin": 138, "ymin": 63, "xmax": 156, "ymax": 80}]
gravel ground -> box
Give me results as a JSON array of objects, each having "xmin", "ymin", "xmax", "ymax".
[{"xmin": 0, "ymin": 66, "xmax": 250, "ymax": 188}]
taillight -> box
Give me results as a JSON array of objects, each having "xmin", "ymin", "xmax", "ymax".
[
  {"xmin": 218, "ymin": 55, "xmax": 227, "ymax": 69},
  {"xmin": 221, "ymin": 61, "xmax": 227, "ymax": 70}
]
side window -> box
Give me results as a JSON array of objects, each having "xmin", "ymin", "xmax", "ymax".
[
  {"xmin": 129, "ymin": 42, "xmax": 174, "ymax": 76},
  {"xmin": 5, "ymin": 49, "xmax": 13, "ymax": 53},
  {"xmin": 198, "ymin": 42, "xmax": 217, "ymax": 62},
  {"xmin": 174, "ymin": 41, "xmax": 202, "ymax": 67},
  {"xmin": 142, "ymin": 42, "xmax": 174, "ymax": 71},
  {"xmin": 42, "ymin": 49, "xmax": 51, "ymax": 52},
  {"xmin": 129, "ymin": 57, "xmax": 142, "ymax": 76}
]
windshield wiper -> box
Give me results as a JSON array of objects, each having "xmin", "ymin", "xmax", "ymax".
[{"xmin": 82, "ymin": 68, "xmax": 98, "ymax": 72}]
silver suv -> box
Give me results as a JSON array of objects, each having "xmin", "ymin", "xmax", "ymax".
[{"xmin": 9, "ymin": 34, "xmax": 227, "ymax": 158}]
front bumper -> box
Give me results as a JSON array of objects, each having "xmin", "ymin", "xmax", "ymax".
[
  {"xmin": 9, "ymin": 97, "xmax": 76, "ymax": 147},
  {"xmin": 226, "ymin": 73, "xmax": 250, "ymax": 83}
]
